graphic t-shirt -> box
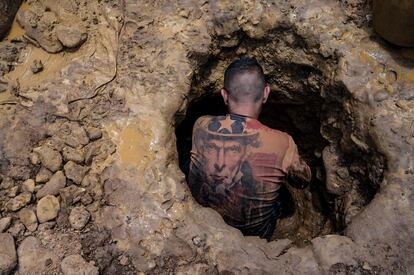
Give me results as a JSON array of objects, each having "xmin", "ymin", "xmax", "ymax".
[{"xmin": 188, "ymin": 114, "xmax": 311, "ymax": 239}]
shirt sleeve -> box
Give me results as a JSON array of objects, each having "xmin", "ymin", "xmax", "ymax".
[{"xmin": 282, "ymin": 136, "xmax": 312, "ymax": 184}]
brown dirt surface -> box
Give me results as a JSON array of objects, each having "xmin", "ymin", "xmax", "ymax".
[{"xmin": 0, "ymin": 0, "xmax": 413, "ymax": 274}]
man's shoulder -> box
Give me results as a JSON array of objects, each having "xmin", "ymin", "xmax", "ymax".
[
  {"xmin": 194, "ymin": 115, "xmax": 215, "ymax": 128},
  {"xmin": 257, "ymin": 123, "xmax": 292, "ymax": 141},
  {"xmin": 194, "ymin": 115, "xmax": 228, "ymax": 127}
]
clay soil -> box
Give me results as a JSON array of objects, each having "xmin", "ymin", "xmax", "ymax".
[{"xmin": 0, "ymin": 0, "xmax": 413, "ymax": 274}]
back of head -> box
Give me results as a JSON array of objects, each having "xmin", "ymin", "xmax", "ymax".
[{"xmin": 224, "ymin": 57, "xmax": 266, "ymax": 103}]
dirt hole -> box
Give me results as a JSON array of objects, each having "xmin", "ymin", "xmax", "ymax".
[{"xmin": 175, "ymin": 30, "xmax": 386, "ymax": 245}]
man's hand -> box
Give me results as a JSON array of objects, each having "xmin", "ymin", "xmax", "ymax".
[{"xmin": 286, "ymin": 157, "xmax": 312, "ymax": 189}]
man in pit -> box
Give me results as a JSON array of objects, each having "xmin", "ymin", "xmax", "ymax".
[{"xmin": 188, "ymin": 57, "xmax": 311, "ymax": 240}]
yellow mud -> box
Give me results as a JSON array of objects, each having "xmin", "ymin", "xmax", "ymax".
[
  {"xmin": 105, "ymin": 120, "xmax": 154, "ymax": 167},
  {"xmin": 0, "ymin": 91, "xmax": 12, "ymax": 103},
  {"xmin": 4, "ymin": 2, "xmax": 30, "ymax": 41}
]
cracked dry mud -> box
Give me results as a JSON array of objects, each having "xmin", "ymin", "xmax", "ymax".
[{"xmin": 0, "ymin": 0, "xmax": 413, "ymax": 274}]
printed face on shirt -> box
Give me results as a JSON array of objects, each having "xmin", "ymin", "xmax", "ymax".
[{"xmin": 203, "ymin": 138, "xmax": 247, "ymax": 186}]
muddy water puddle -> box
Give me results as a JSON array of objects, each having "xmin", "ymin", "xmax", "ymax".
[
  {"xmin": 4, "ymin": 2, "xmax": 90, "ymax": 91},
  {"xmin": 105, "ymin": 120, "xmax": 154, "ymax": 167},
  {"xmin": 5, "ymin": 2, "xmax": 30, "ymax": 41}
]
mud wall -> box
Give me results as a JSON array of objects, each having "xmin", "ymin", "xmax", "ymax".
[{"xmin": 0, "ymin": 0, "xmax": 413, "ymax": 274}]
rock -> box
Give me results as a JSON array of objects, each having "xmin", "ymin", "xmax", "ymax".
[
  {"xmin": 6, "ymin": 185, "xmax": 19, "ymax": 197},
  {"xmin": 34, "ymin": 146, "xmax": 62, "ymax": 172},
  {"xmin": 18, "ymin": 236, "xmax": 56, "ymax": 274},
  {"xmin": 64, "ymin": 161, "xmax": 89, "ymax": 185},
  {"xmin": 59, "ymin": 122, "xmax": 89, "ymax": 148},
  {"xmin": 62, "ymin": 147, "xmax": 84, "ymax": 164},
  {"xmin": 0, "ymin": 0, "xmax": 22, "ymax": 39},
  {"xmin": 30, "ymin": 152, "xmax": 40, "ymax": 165},
  {"xmin": 374, "ymin": 89, "xmax": 389, "ymax": 102},
  {"xmin": 86, "ymin": 127, "xmax": 102, "ymax": 141},
  {"xmin": 18, "ymin": 208, "xmax": 38, "ymax": 232},
  {"xmin": 0, "ymin": 178, "xmax": 14, "ymax": 190},
  {"xmin": 80, "ymin": 173, "xmax": 99, "ymax": 187},
  {"xmin": 0, "ymin": 233, "xmax": 17, "ymax": 275},
  {"xmin": 7, "ymin": 222, "xmax": 25, "ymax": 237},
  {"xmin": 22, "ymin": 179, "xmax": 35, "ymax": 193},
  {"xmin": 312, "ymin": 235, "xmax": 360, "ymax": 272},
  {"xmin": 36, "ymin": 195, "xmax": 60, "ymax": 223},
  {"xmin": 69, "ymin": 206, "xmax": 90, "ymax": 230},
  {"xmin": 35, "ymin": 167, "xmax": 53, "ymax": 183},
  {"xmin": 0, "ymin": 217, "xmax": 12, "ymax": 233},
  {"xmin": 5, "ymin": 193, "xmax": 31, "ymax": 211},
  {"xmin": 61, "ymin": 254, "xmax": 98, "ymax": 275},
  {"xmin": 81, "ymin": 193, "xmax": 93, "ymax": 205},
  {"xmin": 30, "ymin": 59, "xmax": 43, "ymax": 74},
  {"xmin": 86, "ymin": 201, "xmax": 100, "ymax": 213},
  {"xmin": 36, "ymin": 171, "xmax": 66, "ymax": 199},
  {"xmin": 322, "ymin": 145, "xmax": 347, "ymax": 195},
  {"xmin": 17, "ymin": 9, "xmax": 64, "ymax": 53},
  {"xmin": 37, "ymin": 221, "xmax": 55, "ymax": 231},
  {"xmin": 59, "ymin": 185, "xmax": 86, "ymax": 207},
  {"xmin": 55, "ymin": 25, "xmax": 88, "ymax": 48}
]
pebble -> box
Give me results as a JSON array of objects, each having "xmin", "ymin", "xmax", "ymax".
[
  {"xmin": 69, "ymin": 206, "xmax": 90, "ymax": 230},
  {"xmin": 119, "ymin": 255, "xmax": 128, "ymax": 265},
  {"xmin": 33, "ymin": 146, "xmax": 62, "ymax": 172},
  {"xmin": 6, "ymin": 185, "xmax": 19, "ymax": 197},
  {"xmin": 0, "ymin": 233, "xmax": 17, "ymax": 274},
  {"xmin": 362, "ymin": 262, "xmax": 371, "ymax": 270},
  {"xmin": 7, "ymin": 222, "xmax": 25, "ymax": 237},
  {"xmin": 0, "ymin": 217, "xmax": 12, "ymax": 232},
  {"xmin": 61, "ymin": 254, "xmax": 98, "ymax": 275},
  {"xmin": 36, "ymin": 171, "xmax": 66, "ymax": 199},
  {"xmin": 400, "ymin": 87, "xmax": 414, "ymax": 101},
  {"xmin": 86, "ymin": 201, "xmax": 100, "ymax": 213},
  {"xmin": 37, "ymin": 221, "xmax": 56, "ymax": 231},
  {"xmin": 374, "ymin": 89, "xmax": 389, "ymax": 102},
  {"xmin": 62, "ymin": 147, "xmax": 84, "ymax": 164},
  {"xmin": 22, "ymin": 179, "xmax": 36, "ymax": 193},
  {"xmin": 64, "ymin": 161, "xmax": 89, "ymax": 185},
  {"xmin": 35, "ymin": 167, "xmax": 53, "ymax": 183},
  {"xmin": 55, "ymin": 26, "xmax": 88, "ymax": 48},
  {"xmin": 30, "ymin": 152, "xmax": 40, "ymax": 165},
  {"xmin": 6, "ymin": 193, "xmax": 32, "ymax": 211},
  {"xmin": 81, "ymin": 193, "xmax": 93, "ymax": 205},
  {"xmin": 18, "ymin": 209, "xmax": 38, "ymax": 232},
  {"xmin": 59, "ymin": 185, "xmax": 86, "ymax": 207},
  {"xmin": 86, "ymin": 127, "xmax": 102, "ymax": 141},
  {"xmin": 61, "ymin": 122, "xmax": 89, "ymax": 148},
  {"xmin": 36, "ymin": 195, "xmax": 60, "ymax": 223},
  {"xmin": 0, "ymin": 178, "xmax": 14, "ymax": 190},
  {"xmin": 30, "ymin": 59, "xmax": 43, "ymax": 73}
]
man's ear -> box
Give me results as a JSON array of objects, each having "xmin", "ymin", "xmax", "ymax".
[
  {"xmin": 263, "ymin": 85, "xmax": 270, "ymax": 104},
  {"xmin": 221, "ymin": 89, "xmax": 229, "ymax": 105}
]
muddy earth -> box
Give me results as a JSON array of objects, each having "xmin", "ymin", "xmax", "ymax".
[{"xmin": 0, "ymin": 0, "xmax": 413, "ymax": 274}]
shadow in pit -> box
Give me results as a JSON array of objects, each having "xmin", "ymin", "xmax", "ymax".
[{"xmin": 175, "ymin": 91, "xmax": 336, "ymax": 244}]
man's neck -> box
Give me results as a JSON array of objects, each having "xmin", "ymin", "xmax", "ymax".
[{"xmin": 228, "ymin": 104, "xmax": 261, "ymax": 119}]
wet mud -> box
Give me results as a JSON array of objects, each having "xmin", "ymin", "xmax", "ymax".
[{"xmin": 0, "ymin": 0, "xmax": 413, "ymax": 274}]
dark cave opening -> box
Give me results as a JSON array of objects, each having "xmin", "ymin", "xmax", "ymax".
[
  {"xmin": 175, "ymin": 89, "xmax": 337, "ymax": 244},
  {"xmin": 175, "ymin": 31, "xmax": 386, "ymax": 244}
]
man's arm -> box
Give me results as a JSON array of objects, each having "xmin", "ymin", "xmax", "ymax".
[
  {"xmin": 287, "ymin": 156, "xmax": 312, "ymax": 189},
  {"xmin": 284, "ymin": 136, "xmax": 312, "ymax": 189}
]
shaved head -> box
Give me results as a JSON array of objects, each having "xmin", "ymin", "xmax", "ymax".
[{"xmin": 223, "ymin": 57, "xmax": 266, "ymax": 103}]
